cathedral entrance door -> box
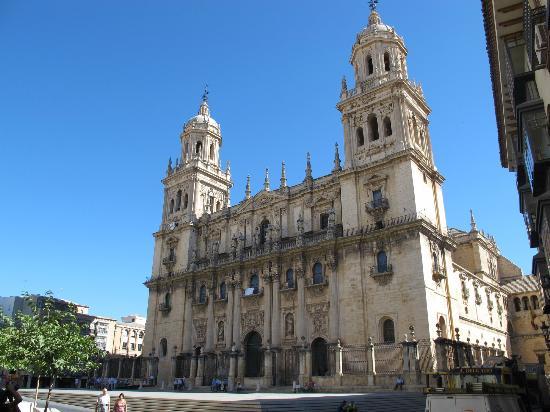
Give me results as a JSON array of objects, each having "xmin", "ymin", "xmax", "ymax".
[
  {"xmin": 244, "ymin": 331, "xmax": 262, "ymax": 377},
  {"xmin": 282, "ymin": 348, "xmax": 299, "ymax": 385},
  {"xmin": 311, "ymin": 338, "xmax": 328, "ymax": 376}
]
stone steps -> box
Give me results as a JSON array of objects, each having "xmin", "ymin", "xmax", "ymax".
[{"xmin": 23, "ymin": 390, "xmax": 426, "ymax": 412}]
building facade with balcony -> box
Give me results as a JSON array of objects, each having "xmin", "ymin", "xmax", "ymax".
[
  {"xmin": 482, "ymin": 0, "xmax": 550, "ymax": 313},
  {"xmin": 143, "ymin": 8, "xmax": 520, "ymax": 389}
]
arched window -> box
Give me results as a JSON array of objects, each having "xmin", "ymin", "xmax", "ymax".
[
  {"xmin": 219, "ymin": 282, "xmax": 227, "ymax": 300},
  {"xmin": 160, "ymin": 338, "xmax": 168, "ymax": 357},
  {"xmin": 368, "ymin": 115, "xmax": 379, "ymax": 141},
  {"xmin": 531, "ymin": 295, "xmax": 539, "ymax": 309},
  {"xmin": 366, "ymin": 55, "xmax": 374, "ymax": 75},
  {"xmin": 514, "ymin": 297, "xmax": 522, "ymax": 312},
  {"xmin": 199, "ymin": 285, "xmax": 207, "ymax": 304},
  {"xmin": 164, "ymin": 292, "xmax": 171, "ymax": 307},
  {"xmin": 209, "ymin": 143, "xmax": 215, "ymax": 161},
  {"xmin": 376, "ymin": 251, "xmax": 388, "ymax": 273},
  {"xmin": 259, "ymin": 219, "xmax": 270, "ymax": 245},
  {"xmin": 250, "ymin": 274, "xmax": 259, "ymax": 294},
  {"xmin": 169, "ymin": 199, "xmax": 174, "ymax": 214},
  {"xmin": 183, "ymin": 193, "xmax": 189, "ymax": 209},
  {"xmin": 286, "ymin": 269, "xmax": 295, "ymax": 289},
  {"xmin": 312, "ymin": 262, "xmax": 323, "ymax": 285},
  {"xmin": 176, "ymin": 190, "xmax": 182, "ymax": 211},
  {"xmin": 384, "ymin": 52, "xmax": 391, "ymax": 71},
  {"xmin": 184, "ymin": 143, "xmax": 189, "ymax": 159},
  {"xmin": 311, "ymin": 338, "xmax": 328, "ymax": 376},
  {"xmin": 216, "ymin": 201, "xmax": 221, "ymax": 212},
  {"xmin": 522, "ymin": 296, "xmax": 530, "ymax": 310},
  {"xmin": 383, "ymin": 116, "xmax": 392, "ymax": 136},
  {"xmin": 195, "ymin": 141, "xmax": 202, "ymax": 157},
  {"xmin": 382, "ymin": 318, "xmax": 395, "ymax": 343},
  {"xmin": 356, "ymin": 127, "xmax": 365, "ymax": 147}
]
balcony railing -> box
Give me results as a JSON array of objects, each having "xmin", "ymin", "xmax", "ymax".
[
  {"xmin": 370, "ymin": 264, "xmax": 393, "ymax": 276},
  {"xmin": 162, "ymin": 256, "xmax": 176, "ymax": 266},
  {"xmin": 158, "ymin": 302, "xmax": 171, "ymax": 312},
  {"xmin": 366, "ymin": 198, "xmax": 390, "ymax": 216}
]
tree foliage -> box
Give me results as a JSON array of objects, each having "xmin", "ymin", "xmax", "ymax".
[{"xmin": 0, "ymin": 292, "xmax": 103, "ymax": 404}]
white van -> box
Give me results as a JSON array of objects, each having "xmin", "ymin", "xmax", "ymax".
[{"xmin": 425, "ymin": 393, "xmax": 522, "ymax": 412}]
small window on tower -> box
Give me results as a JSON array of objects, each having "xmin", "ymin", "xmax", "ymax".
[
  {"xmin": 384, "ymin": 52, "xmax": 391, "ymax": 71},
  {"xmin": 195, "ymin": 141, "xmax": 203, "ymax": 156},
  {"xmin": 383, "ymin": 117, "xmax": 392, "ymax": 137},
  {"xmin": 209, "ymin": 143, "xmax": 215, "ymax": 161},
  {"xmin": 209, "ymin": 196, "xmax": 214, "ymax": 213},
  {"xmin": 320, "ymin": 213, "xmax": 329, "ymax": 230},
  {"xmin": 367, "ymin": 55, "xmax": 374, "ymax": 75},
  {"xmin": 356, "ymin": 127, "xmax": 365, "ymax": 147},
  {"xmin": 368, "ymin": 115, "xmax": 379, "ymax": 141},
  {"xmin": 169, "ymin": 199, "xmax": 174, "ymax": 214},
  {"xmin": 184, "ymin": 193, "xmax": 189, "ymax": 209}
]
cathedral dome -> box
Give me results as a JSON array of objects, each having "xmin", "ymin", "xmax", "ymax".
[
  {"xmin": 357, "ymin": 10, "xmax": 395, "ymax": 38},
  {"xmin": 184, "ymin": 100, "xmax": 219, "ymax": 130}
]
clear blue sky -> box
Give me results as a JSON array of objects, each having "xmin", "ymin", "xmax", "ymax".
[{"xmin": 0, "ymin": 1, "xmax": 530, "ymax": 320}]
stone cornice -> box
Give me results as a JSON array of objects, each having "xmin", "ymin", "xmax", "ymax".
[{"xmin": 458, "ymin": 315, "xmax": 507, "ymax": 335}]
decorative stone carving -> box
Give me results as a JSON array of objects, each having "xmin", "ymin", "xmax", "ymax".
[
  {"xmin": 285, "ymin": 313, "xmax": 295, "ymax": 337},
  {"xmin": 240, "ymin": 310, "xmax": 264, "ymax": 339},
  {"xmin": 193, "ymin": 318, "xmax": 207, "ymax": 343},
  {"xmin": 307, "ymin": 303, "xmax": 329, "ymax": 335}
]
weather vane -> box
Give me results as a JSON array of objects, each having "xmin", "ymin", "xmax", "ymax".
[
  {"xmin": 369, "ymin": 0, "xmax": 379, "ymax": 11},
  {"xmin": 202, "ymin": 83, "xmax": 209, "ymax": 102}
]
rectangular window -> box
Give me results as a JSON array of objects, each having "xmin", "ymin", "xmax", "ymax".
[
  {"xmin": 372, "ymin": 189, "xmax": 383, "ymax": 207},
  {"xmin": 130, "ymin": 343, "xmax": 135, "ymax": 350},
  {"xmin": 122, "ymin": 342, "xmax": 127, "ymax": 349},
  {"xmin": 138, "ymin": 344, "xmax": 143, "ymax": 351},
  {"xmin": 320, "ymin": 213, "xmax": 329, "ymax": 230}
]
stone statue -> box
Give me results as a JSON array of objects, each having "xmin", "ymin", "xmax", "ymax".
[
  {"xmin": 328, "ymin": 208, "xmax": 336, "ymax": 229},
  {"xmin": 297, "ymin": 214, "xmax": 304, "ymax": 235},
  {"xmin": 217, "ymin": 322, "xmax": 224, "ymax": 342},
  {"xmin": 285, "ymin": 313, "xmax": 294, "ymax": 337}
]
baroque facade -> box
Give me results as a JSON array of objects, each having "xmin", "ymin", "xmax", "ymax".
[{"xmin": 143, "ymin": 9, "xmax": 518, "ymax": 388}]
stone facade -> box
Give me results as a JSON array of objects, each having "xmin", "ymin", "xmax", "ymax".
[
  {"xmin": 111, "ymin": 315, "xmax": 146, "ymax": 356},
  {"xmin": 143, "ymin": 9, "xmax": 520, "ymax": 388}
]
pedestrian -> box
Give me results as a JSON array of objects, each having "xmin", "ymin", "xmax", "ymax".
[
  {"xmin": 236, "ymin": 378, "xmax": 242, "ymax": 392},
  {"xmin": 95, "ymin": 387, "xmax": 110, "ymax": 412},
  {"xmin": 393, "ymin": 376, "xmax": 404, "ymax": 391},
  {"xmin": 338, "ymin": 400, "xmax": 348, "ymax": 412},
  {"xmin": 1, "ymin": 381, "xmax": 22, "ymax": 412},
  {"xmin": 114, "ymin": 393, "xmax": 127, "ymax": 412}
]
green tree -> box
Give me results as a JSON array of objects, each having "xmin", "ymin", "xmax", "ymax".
[{"xmin": 0, "ymin": 292, "xmax": 103, "ymax": 411}]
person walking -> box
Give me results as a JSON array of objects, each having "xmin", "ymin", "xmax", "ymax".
[
  {"xmin": 114, "ymin": 393, "xmax": 127, "ymax": 412},
  {"xmin": 95, "ymin": 388, "xmax": 110, "ymax": 412}
]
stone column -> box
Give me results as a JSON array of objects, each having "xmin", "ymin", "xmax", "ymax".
[
  {"xmin": 205, "ymin": 283, "xmax": 215, "ymax": 352},
  {"xmin": 225, "ymin": 277, "xmax": 235, "ymax": 350},
  {"xmin": 296, "ymin": 267, "xmax": 306, "ymax": 341},
  {"xmin": 327, "ymin": 256, "xmax": 339, "ymax": 342},
  {"xmin": 305, "ymin": 349, "xmax": 311, "ymax": 380},
  {"xmin": 190, "ymin": 354, "xmax": 198, "ymax": 387},
  {"xmin": 434, "ymin": 338, "xmax": 449, "ymax": 372},
  {"xmin": 182, "ymin": 282, "xmax": 194, "ymax": 353},
  {"xmin": 335, "ymin": 340, "xmax": 343, "ymax": 386},
  {"xmin": 117, "ymin": 358, "xmax": 122, "ymax": 379},
  {"xmin": 237, "ymin": 353, "xmax": 246, "ymax": 382},
  {"xmin": 228, "ymin": 346, "xmax": 237, "ymax": 391},
  {"xmin": 131, "ymin": 358, "xmax": 136, "ymax": 381},
  {"xmin": 263, "ymin": 273, "xmax": 273, "ymax": 386},
  {"xmin": 298, "ymin": 347, "xmax": 306, "ymax": 386},
  {"xmin": 233, "ymin": 278, "xmax": 243, "ymax": 351},
  {"xmin": 271, "ymin": 272, "xmax": 281, "ymax": 347},
  {"xmin": 367, "ymin": 337, "xmax": 376, "ymax": 385},
  {"xmin": 195, "ymin": 349, "xmax": 204, "ymax": 387},
  {"xmin": 264, "ymin": 347, "xmax": 273, "ymax": 387}
]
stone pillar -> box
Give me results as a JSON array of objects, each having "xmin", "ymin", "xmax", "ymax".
[
  {"xmin": 434, "ymin": 338, "xmax": 449, "ymax": 372},
  {"xmin": 205, "ymin": 283, "xmax": 215, "ymax": 352},
  {"xmin": 264, "ymin": 348, "xmax": 273, "ymax": 387},
  {"xmin": 237, "ymin": 353, "xmax": 246, "ymax": 382},
  {"xmin": 195, "ymin": 350, "xmax": 204, "ymax": 387},
  {"xmin": 296, "ymin": 267, "xmax": 306, "ymax": 341},
  {"xmin": 263, "ymin": 274, "xmax": 272, "ymax": 344},
  {"xmin": 334, "ymin": 340, "xmax": 343, "ymax": 386},
  {"xmin": 271, "ymin": 273, "xmax": 281, "ymax": 347},
  {"xmin": 298, "ymin": 348, "xmax": 306, "ymax": 386},
  {"xmin": 226, "ymin": 277, "xmax": 235, "ymax": 350},
  {"xmin": 182, "ymin": 282, "xmax": 194, "ymax": 352},
  {"xmin": 305, "ymin": 350, "xmax": 312, "ymax": 381},
  {"xmin": 117, "ymin": 358, "xmax": 122, "ymax": 379},
  {"xmin": 190, "ymin": 354, "xmax": 198, "ymax": 387},
  {"xmin": 233, "ymin": 279, "xmax": 243, "ymax": 351},
  {"xmin": 228, "ymin": 347, "xmax": 237, "ymax": 391},
  {"xmin": 131, "ymin": 358, "xmax": 136, "ymax": 381},
  {"xmin": 367, "ymin": 337, "xmax": 376, "ymax": 385},
  {"xmin": 327, "ymin": 256, "xmax": 339, "ymax": 342}
]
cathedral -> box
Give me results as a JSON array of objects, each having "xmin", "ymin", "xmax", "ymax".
[{"xmin": 142, "ymin": 8, "xmax": 519, "ymax": 389}]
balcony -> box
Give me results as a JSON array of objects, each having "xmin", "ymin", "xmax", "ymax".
[
  {"xmin": 162, "ymin": 256, "xmax": 176, "ymax": 268},
  {"xmin": 158, "ymin": 302, "xmax": 171, "ymax": 312},
  {"xmin": 242, "ymin": 287, "xmax": 263, "ymax": 298},
  {"xmin": 305, "ymin": 278, "xmax": 328, "ymax": 288},
  {"xmin": 370, "ymin": 264, "xmax": 393, "ymax": 277},
  {"xmin": 365, "ymin": 198, "xmax": 390, "ymax": 218},
  {"xmin": 432, "ymin": 269, "xmax": 446, "ymax": 283}
]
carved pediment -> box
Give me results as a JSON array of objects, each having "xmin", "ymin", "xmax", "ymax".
[
  {"xmin": 363, "ymin": 174, "xmax": 388, "ymax": 189},
  {"xmin": 235, "ymin": 190, "xmax": 286, "ymax": 213}
]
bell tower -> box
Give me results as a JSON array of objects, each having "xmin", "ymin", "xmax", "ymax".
[
  {"xmin": 154, "ymin": 92, "xmax": 232, "ymax": 277},
  {"xmin": 337, "ymin": 8, "xmax": 434, "ymax": 171}
]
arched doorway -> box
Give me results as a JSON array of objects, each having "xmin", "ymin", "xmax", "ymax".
[
  {"xmin": 244, "ymin": 331, "xmax": 262, "ymax": 377},
  {"xmin": 311, "ymin": 338, "xmax": 328, "ymax": 376}
]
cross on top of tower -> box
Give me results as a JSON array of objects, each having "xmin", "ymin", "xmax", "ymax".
[
  {"xmin": 369, "ymin": 0, "xmax": 379, "ymax": 11},
  {"xmin": 202, "ymin": 84, "xmax": 209, "ymax": 103}
]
